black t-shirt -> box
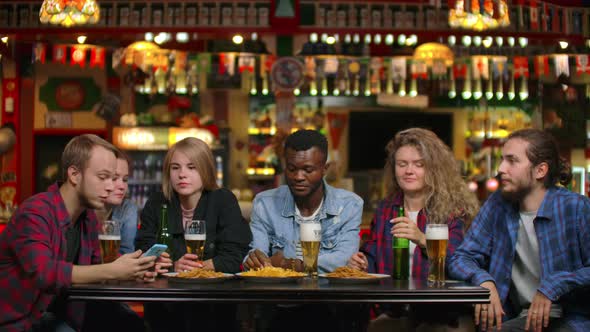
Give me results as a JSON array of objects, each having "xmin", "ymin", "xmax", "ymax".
[
  {"xmin": 47, "ymin": 220, "xmax": 81, "ymax": 316},
  {"xmin": 65, "ymin": 220, "xmax": 81, "ymax": 263}
]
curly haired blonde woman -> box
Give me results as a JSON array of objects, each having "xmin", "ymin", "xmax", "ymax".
[{"xmin": 347, "ymin": 128, "xmax": 480, "ymax": 332}]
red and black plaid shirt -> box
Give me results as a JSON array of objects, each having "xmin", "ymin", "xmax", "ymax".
[
  {"xmin": 360, "ymin": 193, "xmax": 466, "ymax": 280},
  {"xmin": 0, "ymin": 183, "xmax": 101, "ymax": 331}
]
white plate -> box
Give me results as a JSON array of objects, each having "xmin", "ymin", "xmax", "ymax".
[
  {"xmin": 163, "ymin": 272, "xmax": 234, "ymax": 284},
  {"xmin": 235, "ymin": 272, "xmax": 306, "ymax": 283},
  {"xmin": 319, "ymin": 273, "xmax": 390, "ymax": 284}
]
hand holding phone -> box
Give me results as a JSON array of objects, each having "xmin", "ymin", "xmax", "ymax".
[{"xmin": 142, "ymin": 244, "xmax": 168, "ymax": 258}]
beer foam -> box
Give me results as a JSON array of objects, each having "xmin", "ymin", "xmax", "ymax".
[
  {"xmin": 300, "ymin": 223, "xmax": 321, "ymax": 242},
  {"xmin": 425, "ymin": 227, "xmax": 448, "ymax": 240},
  {"xmin": 98, "ymin": 235, "xmax": 121, "ymax": 240},
  {"xmin": 184, "ymin": 234, "xmax": 206, "ymax": 241}
]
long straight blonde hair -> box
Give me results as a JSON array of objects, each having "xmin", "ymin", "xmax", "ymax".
[{"xmin": 161, "ymin": 137, "xmax": 218, "ymax": 201}]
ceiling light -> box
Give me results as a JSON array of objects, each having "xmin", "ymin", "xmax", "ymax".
[
  {"xmin": 232, "ymin": 34, "xmax": 244, "ymax": 44},
  {"xmin": 385, "ymin": 34, "xmax": 394, "ymax": 45},
  {"xmin": 176, "ymin": 32, "xmax": 189, "ymax": 43},
  {"xmin": 559, "ymin": 41, "xmax": 569, "ymax": 49},
  {"xmin": 77, "ymin": 35, "xmax": 87, "ymax": 44}
]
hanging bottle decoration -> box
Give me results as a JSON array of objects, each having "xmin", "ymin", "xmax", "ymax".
[
  {"xmin": 238, "ymin": 55, "xmax": 255, "ymax": 94},
  {"xmin": 348, "ymin": 60, "xmax": 360, "ymax": 96},
  {"xmin": 508, "ymin": 66, "xmax": 516, "ymax": 100},
  {"xmin": 364, "ymin": 66, "xmax": 371, "ymax": 96},
  {"xmin": 344, "ymin": 62, "xmax": 352, "ymax": 96},
  {"xmin": 471, "ymin": 56, "xmax": 488, "ymax": 100},
  {"xmin": 491, "ymin": 56, "xmax": 507, "ymax": 100},
  {"xmin": 333, "ymin": 59, "xmax": 344, "ymax": 96},
  {"xmin": 462, "ymin": 64, "xmax": 472, "ymax": 99},
  {"xmin": 410, "ymin": 60, "xmax": 427, "ymax": 97},
  {"xmin": 486, "ymin": 78, "xmax": 494, "ymax": 100},
  {"xmin": 386, "ymin": 59, "xmax": 394, "ymax": 95},
  {"xmin": 261, "ymin": 54, "xmax": 275, "ymax": 95},
  {"xmin": 305, "ymin": 56, "xmax": 317, "ymax": 96},
  {"xmin": 399, "ymin": 77, "xmax": 407, "ymax": 97},
  {"xmin": 448, "ymin": 69, "xmax": 456, "ymax": 99},
  {"xmin": 496, "ymin": 74, "xmax": 504, "ymax": 100},
  {"xmin": 370, "ymin": 57, "xmax": 383, "ymax": 95},
  {"xmin": 323, "ymin": 57, "xmax": 339, "ymax": 96},
  {"xmin": 519, "ymin": 76, "xmax": 528, "ymax": 100}
]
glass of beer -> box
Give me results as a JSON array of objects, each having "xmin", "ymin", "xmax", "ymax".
[
  {"xmin": 425, "ymin": 223, "xmax": 449, "ymax": 286},
  {"xmin": 99, "ymin": 220, "xmax": 121, "ymax": 263},
  {"xmin": 300, "ymin": 222, "xmax": 321, "ymax": 278},
  {"xmin": 185, "ymin": 219, "xmax": 206, "ymax": 260}
]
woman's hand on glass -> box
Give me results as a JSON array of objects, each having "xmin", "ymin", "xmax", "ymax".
[{"xmin": 175, "ymin": 253, "xmax": 204, "ymax": 272}]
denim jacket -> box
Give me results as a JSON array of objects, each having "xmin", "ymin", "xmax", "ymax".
[
  {"xmin": 247, "ymin": 181, "xmax": 363, "ymax": 273},
  {"xmin": 111, "ymin": 198, "xmax": 138, "ymax": 255}
]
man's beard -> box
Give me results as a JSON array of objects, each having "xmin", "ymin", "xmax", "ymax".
[
  {"xmin": 78, "ymin": 182, "xmax": 104, "ymax": 210},
  {"xmin": 500, "ymin": 176, "xmax": 533, "ymax": 203}
]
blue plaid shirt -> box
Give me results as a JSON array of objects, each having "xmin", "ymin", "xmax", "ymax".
[{"xmin": 449, "ymin": 187, "xmax": 590, "ymax": 331}]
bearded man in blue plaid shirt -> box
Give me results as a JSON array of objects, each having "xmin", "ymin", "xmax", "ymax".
[{"xmin": 449, "ymin": 129, "xmax": 590, "ymax": 332}]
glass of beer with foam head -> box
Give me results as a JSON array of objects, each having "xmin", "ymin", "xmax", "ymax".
[
  {"xmin": 185, "ymin": 219, "xmax": 206, "ymax": 260},
  {"xmin": 300, "ymin": 222, "xmax": 321, "ymax": 278},
  {"xmin": 99, "ymin": 220, "xmax": 121, "ymax": 263},
  {"xmin": 425, "ymin": 223, "xmax": 449, "ymax": 286}
]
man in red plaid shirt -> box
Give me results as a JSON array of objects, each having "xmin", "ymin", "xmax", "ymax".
[{"xmin": 0, "ymin": 134, "xmax": 156, "ymax": 331}]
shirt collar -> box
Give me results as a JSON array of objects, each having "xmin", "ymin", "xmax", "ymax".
[
  {"xmin": 281, "ymin": 180, "xmax": 342, "ymax": 218},
  {"xmin": 536, "ymin": 186, "xmax": 559, "ymax": 221},
  {"xmin": 49, "ymin": 182, "xmax": 89, "ymax": 229}
]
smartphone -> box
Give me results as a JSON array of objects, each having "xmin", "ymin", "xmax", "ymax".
[{"xmin": 142, "ymin": 244, "xmax": 168, "ymax": 257}]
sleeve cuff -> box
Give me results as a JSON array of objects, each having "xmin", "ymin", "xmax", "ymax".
[{"xmin": 472, "ymin": 271, "xmax": 495, "ymax": 286}]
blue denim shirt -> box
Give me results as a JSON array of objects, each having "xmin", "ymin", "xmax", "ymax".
[
  {"xmin": 449, "ymin": 187, "xmax": 590, "ymax": 331},
  {"xmin": 247, "ymin": 181, "xmax": 363, "ymax": 273},
  {"xmin": 111, "ymin": 198, "xmax": 139, "ymax": 255}
]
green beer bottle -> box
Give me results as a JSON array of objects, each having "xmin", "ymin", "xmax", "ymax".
[
  {"xmin": 392, "ymin": 206, "xmax": 410, "ymax": 280},
  {"xmin": 157, "ymin": 204, "xmax": 173, "ymax": 256}
]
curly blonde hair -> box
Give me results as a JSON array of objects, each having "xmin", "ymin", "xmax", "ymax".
[{"xmin": 384, "ymin": 128, "xmax": 479, "ymax": 227}]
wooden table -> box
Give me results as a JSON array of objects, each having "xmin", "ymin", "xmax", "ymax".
[{"xmin": 68, "ymin": 277, "xmax": 489, "ymax": 305}]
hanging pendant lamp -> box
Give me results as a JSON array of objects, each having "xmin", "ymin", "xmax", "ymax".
[{"xmin": 39, "ymin": 0, "xmax": 100, "ymax": 27}]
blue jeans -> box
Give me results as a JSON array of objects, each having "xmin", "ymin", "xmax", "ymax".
[{"xmin": 32, "ymin": 312, "xmax": 75, "ymax": 332}]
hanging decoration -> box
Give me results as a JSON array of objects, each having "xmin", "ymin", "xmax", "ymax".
[
  {"xmin": 513, "ymin": 56, "xmax": 529, "ymax": 79},
  {"xmin": 39, "ymin": 0, "xmax": 100, "ymax": 27},
  {"xmin": 575, "ymin": 55, "xmax": 590, "ymax": 76},
  {"xmin": 554, "ymin": 54, "xmax": 570, "ymax": 77},
  {"xmin": 33, "ymin": 43, "xmax": 47, "ymax": 64},
  {"xmin": 326, "ymin": 112, "xmax": 348, "ymax": 162},
  {"xmin": 52, "ymin": 44, "xmax": 67, "ymax": 64},
  {"xmin": 88, "ymin": 47, "xmax": 105, "ymax": 69},
  {"xmin": 534, "ymin": 55, "xmax": 549, "ymax": 78},
  {"xmin": 448, "ymin": 0, "xmax": 510, "ymax": 31},
  {"xmin": 70, "ymin": 45, "xmax": 86, "ymax": 67}
]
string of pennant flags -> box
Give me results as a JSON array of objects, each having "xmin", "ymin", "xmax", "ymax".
[{"xmin": 31, "ymin": 43, "xmax": 590, "ymax": 99}]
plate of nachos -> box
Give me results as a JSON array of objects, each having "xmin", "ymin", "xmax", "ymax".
[
  {"xmin": 163, "ymin": 269, "xmax": 234, "ymax": 284},
  {"xmin": 236, "ymin": 266, "xmax": 307, "ymax": 283},
  {"xmin": 319, "ymin": 267, "xmax": 390, "ymax": 284}
]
